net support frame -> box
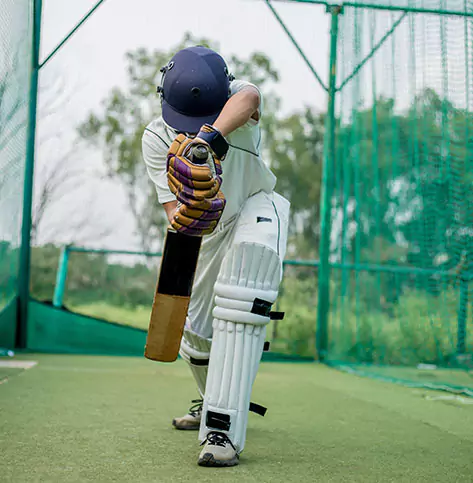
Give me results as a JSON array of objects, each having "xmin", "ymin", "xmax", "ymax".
[
  {"xmin": 269, "ymin": 0, "xmax": 473, "ymax": 18},
  {"xmin": 52, "ymin": 246, "xmax": 70, "ymax": 308},
  {"xmin": 39, "ymin": 0, "xmax": 109, "ymax": 69},
  {"xmin": 17, "ymin": 0, "xmax": 42, "ymax": 348},
  {"xmin": 317, "ymin": 4, "xmax": 341, "ymax": 360},
  {"xmin": 264, "ymin": 0, "xmax": 328, "ymax": 91}
]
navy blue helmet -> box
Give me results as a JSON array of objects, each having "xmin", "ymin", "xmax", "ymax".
[{"xmin": 157, "ymin": 46, "xmax": 234, "ymax": 133}]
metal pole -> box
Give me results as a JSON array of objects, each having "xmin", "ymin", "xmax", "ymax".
[
  {"xmin": 39, "ymin": 0, "xmax": 109, "ymax": 70},
  {"xmin": 264, "ymin": 0, "xmax": 328, "ymax": 92},
  {"xmin": 457, "ymin": 278, "xmax": 468, "ymax": 355},
  {"xmin": 316, "ymin": 5, "xmax": 341, "ymax": 361},
  {"xmin": 17, "ymin": 0, "xmax": 43, "ymax": 348},
  {"xmin": 53, "ymin": 246, "xmax": 70, "ymax": 308},
  {"xmin": 269, "ymin": 0, "xmax": 473, "ymax": 18}
]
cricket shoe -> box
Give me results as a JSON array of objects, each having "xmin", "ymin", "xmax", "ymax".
[
  {"xmin": 198, "ymin": 431, "xmax": 239, "ymax": 467},
  {"xmin": 172, "ymin": 398, "xmax": 202, "ymax": 430}
]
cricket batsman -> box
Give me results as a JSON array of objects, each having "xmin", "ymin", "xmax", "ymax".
[{"xmin": 142, "ymin": 46, "xmax": 289, "ymax": 467}]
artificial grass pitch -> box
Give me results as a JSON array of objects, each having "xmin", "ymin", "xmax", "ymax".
[{"xmin": 1, "ymin": 355, "xmax": 472, "ymax": 482}]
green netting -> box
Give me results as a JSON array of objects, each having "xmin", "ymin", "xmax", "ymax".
[
  {"xmin": 0, "ymin": 0, "xmax": 32, "ymax": 346},
  {"xmin": 328, "ymin": 4, "xmax": 473, "ymax": 392}
]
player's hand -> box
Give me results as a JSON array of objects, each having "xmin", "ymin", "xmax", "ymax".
[
  {"xmin": 167, "ymin": 134, "xmax": 222, "ymax": 204},
  {"xmin": 167, "ymin": 131, "xmax": 226, "ymax": 236},
  {"xmin": 170, "ymin": 192, "xmax": 226, "ymax": 236}
]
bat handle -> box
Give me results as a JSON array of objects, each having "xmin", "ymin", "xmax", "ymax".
[{"xmin": 190, "ymin": 144, "xmax": 209, "ymax": 165}]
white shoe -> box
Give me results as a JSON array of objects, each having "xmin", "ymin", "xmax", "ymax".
[
  {"xmin": 198, "ymin": 431, "xmax": 239, "ymax": 467},
  {"xmin": 172, "ymin": 399, "xmax": 202, "ymax": 431}
]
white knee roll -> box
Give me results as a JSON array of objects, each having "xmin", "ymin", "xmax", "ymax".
[
  {"xmin": 200, "ymin": 243, "xmax": 282, "ymax": 452},
  {"xmin": 179, "ymin": 327, "xmax": 211, "ymax": 397}
]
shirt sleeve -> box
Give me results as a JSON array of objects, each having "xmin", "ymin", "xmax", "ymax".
[
  {"xmin": 229, "ymin": 79, "xmax": 263, "ymax": 127},
  {"xmin": 142, "ymin": 128, "xmax": 176, "ymax": 204}
]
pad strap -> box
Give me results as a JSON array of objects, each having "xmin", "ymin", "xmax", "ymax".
[
  {"xmin": 249, "ymin": 402, "xmax": 267, "ymax": 417},
  {"xmin": 206, "ymin": 404, "xmax": 267, "ymax": 432}
]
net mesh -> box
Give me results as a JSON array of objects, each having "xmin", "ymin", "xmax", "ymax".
[
  {"xmin": 328, "ymin": 4, "xmax": 473, "ymax": 393},
  {"xmin": 0, "ymin": 1, "xmax": 31, "ymax": 343}
]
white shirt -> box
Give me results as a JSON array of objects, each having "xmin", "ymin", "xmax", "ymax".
[{"xmin": 141, "ymin": 79, "xmax": 277, "ymax": 224}]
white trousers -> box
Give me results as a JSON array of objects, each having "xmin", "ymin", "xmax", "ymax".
[{"xmin": 185, "ymin": 190, "xmax": 290, "ymax": 338}]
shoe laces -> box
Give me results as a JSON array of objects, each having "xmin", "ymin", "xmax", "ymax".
[
  {"xmin": 189, "ymin": 398, "xmax": 203, "ymax": 417},
  {"xmin": 203, "ymin": 431, "xmax": 236, "ymax": 450}
]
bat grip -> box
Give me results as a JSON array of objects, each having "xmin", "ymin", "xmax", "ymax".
[{"xmin": 190, "ymin": 144, "xmax": 209, "ymax": 165}]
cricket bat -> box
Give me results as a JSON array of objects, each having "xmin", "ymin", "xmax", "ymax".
[{"xmin": 145, "ymin": 145, "xmax": 209, "ymax": 362}]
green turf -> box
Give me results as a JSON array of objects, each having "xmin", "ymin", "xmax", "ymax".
[
  {"xmin": 0, "ymin": 367, "xmax": 23, "ymax": 382},
  {"xmin": 68, "ymin": 302, "xmax": 151, "ymax": 330},
  {"xmin": 1, "ymin": 355, "xmax": 472, "ymax": 482}
]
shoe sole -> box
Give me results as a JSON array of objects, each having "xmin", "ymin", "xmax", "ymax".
[
  {"xmin": 172, "ymin": 419, "xmax": 200, "ymax": 431},
  {"xmin": 198, "ymin": 453, "xmax": 239, "ymax": 467}
]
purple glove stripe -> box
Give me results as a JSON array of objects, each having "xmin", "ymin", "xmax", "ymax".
[
  {"xmin": 171, "ymin": 168, "xmax": 217, "ymax": 190},
  {"xmin": 187, "ymin": 219, "xmax": 216, "ymax": 229},
  {"xmin": 207, "ymin": 197, "xmax": 226, "ymax": 211},
  {"xmin": 196, "ymin": 210, "xmax": 222, "ymax": 220},
  {"xmin": 175, "ymin": 191, "xmax": 224, "ymax": 210}
]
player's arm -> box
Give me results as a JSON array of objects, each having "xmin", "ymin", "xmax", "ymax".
[{"xmin": 213, "ymin": 87, "xmax": 260, "ymax": 137}]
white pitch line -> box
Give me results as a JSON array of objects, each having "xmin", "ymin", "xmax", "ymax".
[{"xmin": 0, "ymin": 360, "xmax": 38, "ymax": 369}]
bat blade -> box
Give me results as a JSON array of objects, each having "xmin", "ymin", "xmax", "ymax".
[{"xmin": 145, "ymin": 230, "xmax": 202, "ymax": 362}]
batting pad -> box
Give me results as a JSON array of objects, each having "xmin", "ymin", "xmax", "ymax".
[
  {"xmin": 179, "ymin": 327, "xmax": 212, "ymax": 397},
  {"xmin": 199, "ymin": 242, "xmax": 282, "ymax": 452}
]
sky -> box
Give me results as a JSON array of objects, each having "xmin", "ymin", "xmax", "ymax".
[
  {"xmin": 34, "ymin": 0, "xmax": 331, "ymax": 251},
  {"xmin": 40, "ymin": 0, "xmax": 330, "ymax": 116}
]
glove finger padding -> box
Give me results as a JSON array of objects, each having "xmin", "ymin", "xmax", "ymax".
[
  {"xmin": 167, "ymin": 153, "xmax": 215, "ymax": 183},
  {"xmin": 171, "ymin": 216, "xmax": 218, "ymax": 233},
  {"xmin": 168, "ymin": 160, "xmax": 216, "ymax": 190},
  {"xmin": 168, "ymin": 170, "xmax": 221, "ymax": 201},
  {"xmin": 178, "ymin": 204, "xmax": 224, "ymax": 221},
  {"xmin": 171, "ymin": 211, "xmax": 219, "ymax": 236},
  {"xmin": 171, "ymin": 192, "xmax": 226, "ymax": 237}
]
